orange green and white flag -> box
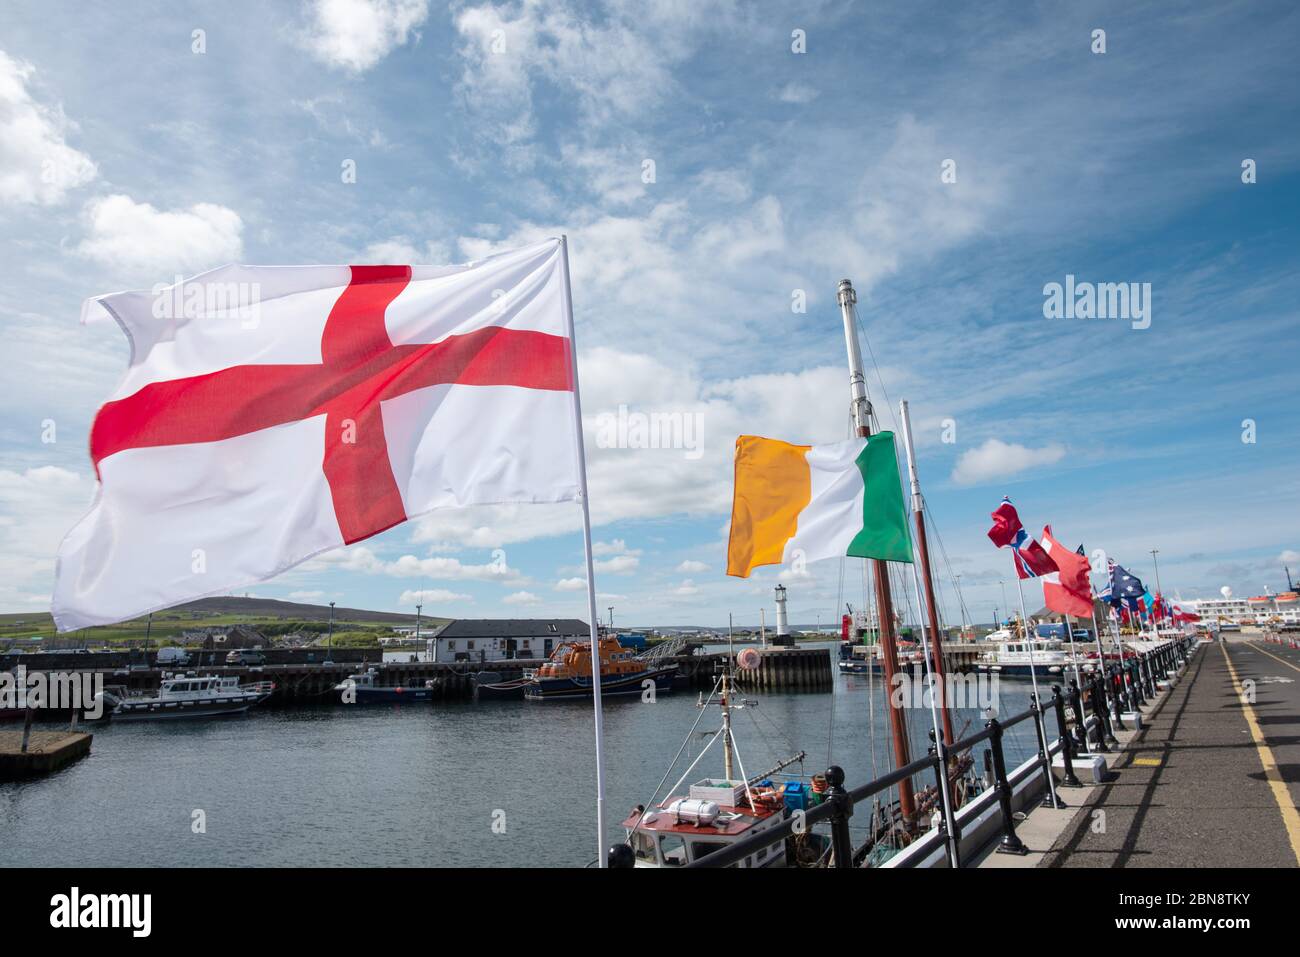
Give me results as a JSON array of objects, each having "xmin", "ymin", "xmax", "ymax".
[{"xmin": 726, "ymin": 433, "xmax": 913, "ymax": 578}]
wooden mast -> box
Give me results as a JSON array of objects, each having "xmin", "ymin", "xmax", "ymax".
[
  {"xmin": 837, "ymin": 279, "xmax": 916, "ymax": 826},
  {"xmin": 898, "ymin": 400, "xmax": 955, "ymax": 747}
]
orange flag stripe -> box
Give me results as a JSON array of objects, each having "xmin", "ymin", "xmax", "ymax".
[{"xmin": 726, "ymin": 435, "xmax": 812, "ymax": 577}]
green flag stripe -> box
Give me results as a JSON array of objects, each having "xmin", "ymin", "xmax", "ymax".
[{"xmin": 846, "ymin": 431, "xmax": 914, "ymax": 563}]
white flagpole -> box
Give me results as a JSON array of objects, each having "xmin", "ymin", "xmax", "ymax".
[{"xmin": 558, "ymin": 235, "xmax": 609, "ymax": 867}]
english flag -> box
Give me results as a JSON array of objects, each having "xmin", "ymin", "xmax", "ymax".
[
  {"xmin": 1040, "ymin": 526, "xmax": 1093, "ymax": 618},
  {"xmin": 53, "ymin": 239, "xmax": 581, "ymax": 630},
  {"xmin": 986, "ymin": 497, "xmax": 1057, "ymax": 579}
]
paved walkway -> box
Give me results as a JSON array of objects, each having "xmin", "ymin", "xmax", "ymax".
[{"xmin": 1036, "ymin": 637, "xmax": 1300, "ymax": 868}]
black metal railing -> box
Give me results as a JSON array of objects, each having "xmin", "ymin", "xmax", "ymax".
[{"xmin": 622, "ymin": 634, "xmax": 1197, "ymax": 870}]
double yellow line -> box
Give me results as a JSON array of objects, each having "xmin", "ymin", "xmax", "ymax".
[{"xmin": 1224, "ymin": 641, "xmax": 1300, "ymax": 864}]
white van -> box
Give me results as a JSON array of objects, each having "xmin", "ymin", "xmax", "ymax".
[{"xmin": 156, "ymin": 646, "xmax": 191, "ymax": 666}]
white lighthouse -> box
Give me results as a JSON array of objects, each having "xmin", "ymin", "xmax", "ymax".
[{"xmin": 774, "ymin": 584, "xmax": 792, "ymax": 646}]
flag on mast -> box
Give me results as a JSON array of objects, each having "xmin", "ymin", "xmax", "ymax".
[
  {"xmin": 1040, "ymin": 526, "xmax": 1093, "ymax": 617},
  {"xmin": 726, "ymin": 432, "xmax": 913, "ymax": 577},
  {"xmin": 54, "ymin": 239, "xmax": 582, "ymax": 630},
  {"xmin": 986, "ymin": 497, "xmax": 1057, "ymax": 579}
]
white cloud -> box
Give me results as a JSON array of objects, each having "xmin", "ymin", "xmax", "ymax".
[
  {"xmin": 592, "ymin": 538, "xmax": 634, "ymax": 556},
  {"xmin": 1279, "ymin": 550, "xmax": 1299, "ymax": 565},
  {"xmin": 594, "ymin": 554, "xmax": 639, "ymax": 574},
  {"xmin": 364, "ymin": 237, "xmax": 451, "ymax": 264},
  {"xmin": 677, "ymin": 560, "xmax": 709, "ymax": 573},
  {"xmin": 0, "ymin": 50, "xmax": 96, "ymax": 206},
  {"xmin": 75, "ymin": 194, "xmax": 243, "ymax": 276},
  {"xmin": 503, "ymin": 590, "xmax": 540, "ymax": 605},
  {"xmin": 287, "ymin": 590, "xmax": 325, "ymax": 601},
  {"xmin": 309, "ymin": 544, "xmax": 526, "ymax": 583},
  {"xmin": 555, "ymin": 577, "xmax": 587, "ymax": 591},
  {"xmin": 775, "ymin": 82, "xmax": 818, "ymax": 104},
  {"xmin": 452, "ymin": 1, "xmax": 739, "ymax": 157},
  {"xmin": 0, "ymin": 466, "xmax": 87, "ymax": 611},
  {"xmin": 398, "ymin": 588, "xmax": 471, "ymax": 605},
  {"xmin": 674, "ymin": 579, "xmax": 700, "ymax": 596},
  {"xmin": 304, "ymin": 0, "xmax": 429, "ymax": 73},
  {"xmin": 950, "ymin": 438, "xmax": 1067, "ymax": 486}
]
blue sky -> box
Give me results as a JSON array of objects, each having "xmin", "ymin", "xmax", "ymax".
[{"xmin": 1, "ymin": 0, "xmax": 1297, "ymax": 629}]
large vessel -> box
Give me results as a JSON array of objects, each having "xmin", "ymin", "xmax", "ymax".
[
  {"xmin": 96, "ymin": 674, "xmax": 273, "ymax": 720},
  {"xmin": 522, "ymin": 636, "xmax": 676, "ymax": 701}
]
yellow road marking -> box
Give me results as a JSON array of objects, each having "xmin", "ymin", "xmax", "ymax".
[
  {"xmin": 1221, "ymin": 642, "xmax": 1300, "ymax": 865},
  {"xmin": 1132, "ymin": 757, "xmax": 1161, "ymax": 767},
  {"xmin": 1246, "ymin": 641, "xmax": 1300, "ymax": 674}
]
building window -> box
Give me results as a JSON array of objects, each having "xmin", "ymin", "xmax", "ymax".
[
  {"xmin": 446, "ymin": 640, "xmax": 457, "ymax": 651},
  {"xmin": 467, "ymin": 641, "xmax": 475, "ymax": 651}
]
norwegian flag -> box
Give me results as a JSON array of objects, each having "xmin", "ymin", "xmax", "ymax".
[{"xmin": 987, "ymin": 497, "xmax": 1058, "ymax": 579}]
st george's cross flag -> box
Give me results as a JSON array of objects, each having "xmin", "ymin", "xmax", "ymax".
[
  {"xmin": 1040, "ymin": 526, "xmax": 1094, "ymax": 618},
  {"xmin": 986, "ymin": 497, "xmax": 1057, "ymax": 580},
  {"xmin": 726, "ymin": 433, "xmax": 913, "ymax": 577},
  {"xmin": 53, "ymin": 239, "xmax": 581, "ymax": 630}
]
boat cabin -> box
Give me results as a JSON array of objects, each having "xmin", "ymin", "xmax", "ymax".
[{"xmin": 620, "ymin": 779, "xmax": 791, "ymax": 868}]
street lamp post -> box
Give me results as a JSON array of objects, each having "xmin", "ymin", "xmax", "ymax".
[
  {"xmin": 415, "ymin": 604, "xmax": 422, "ymax": 662},
  {"xmin": 327, "ymin": 601, "xmax": 335, "ymax": 657}
]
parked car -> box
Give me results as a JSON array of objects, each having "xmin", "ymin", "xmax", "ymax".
[
  {"xmin": 225, "ymin": 649, "xmax": 267, "ymax": 666},
  {"xmin": 156, "ymin": 646, "xmax": 191, "ymax": 667}
]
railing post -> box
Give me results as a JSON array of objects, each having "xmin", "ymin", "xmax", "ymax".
[
  {"xmin": 1068, "ymin": 679, "xmax": 1088, "ymax": 751},
  {"xmin": 988, "ymin": 717, "xmax": 1027, "ymax": 855},
  {"xmin": 1091, "ymin": 673, "xmax": 1115, "ymax": 751},
  {"xmin": 1052, "ymin": 686, "xmax": 1082, "ymax": 787},
  {"xmin": 824, "ymin": 765, "xmax": 855, "ymax": 869},
  {"xmin": 1108, "ymin": 665, "xmax": 1127, "ymax": 732},
  {"xmin": 1031, "ymin": 692, "xmax": 1065, "ymax": 808}
]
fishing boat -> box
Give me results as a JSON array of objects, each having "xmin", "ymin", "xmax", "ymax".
[
  {"xmin": 618, "ymin": 670, "xmax": 828, "ymax": 867},
  {"xmin": 94, "ymin": 673, "xmax": 273, "ymax": 720},
  {"xmin": 334, "ymin": 668, "xmax": 436, "ymax": 704},
  {"xmin": 522, "ymin": 636, "xmax": 676, "ymax": 701}
]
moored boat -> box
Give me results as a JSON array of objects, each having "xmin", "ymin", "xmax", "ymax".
[
  {"xmin": 334, "ymin": 668, "xmax": 436, "ymax": 704},
  {"xmin": 97, "ymin": 674, "xmax": 273, "ymax": 720},
  {"xmin": 523, "ymin": 636, "xmax": 675, "ymax": 701}
]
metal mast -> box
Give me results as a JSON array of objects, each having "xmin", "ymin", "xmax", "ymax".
[
  {"xmin": 837, "ymin": 279, "xmax": 915, "ymax": 825},
  {"xmin": 899, "ymin": 399, "xmax": 955, "ymax": 747}
]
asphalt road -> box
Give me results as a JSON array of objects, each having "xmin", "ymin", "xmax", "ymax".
[{"xmin": 1039, "ymin": 636, "xmax": 1300, "ymax": 868}]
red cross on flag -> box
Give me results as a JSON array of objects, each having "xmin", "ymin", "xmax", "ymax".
[{"xmin": 53, "ymin": 239, "xmax": 582, "ymax": 630}]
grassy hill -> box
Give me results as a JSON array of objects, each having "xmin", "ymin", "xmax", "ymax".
[{"xmin": 0, "ymin": 595, "xmax": 451, "ymax": 647}]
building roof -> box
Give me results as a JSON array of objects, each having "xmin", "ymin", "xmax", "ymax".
[{"xmin": 437, "ymin": 618, "xmax": 590, "ymax": 639}]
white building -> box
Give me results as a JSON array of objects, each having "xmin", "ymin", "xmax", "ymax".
[
  {"xmin": 1187, "ymin": 592, "xmax": 1300, "ymax": 625},
  {"xmin": 431, "ymin": 619, "xmax": 591, "ymax": 664}
]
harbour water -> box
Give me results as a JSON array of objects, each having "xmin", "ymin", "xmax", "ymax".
[{"xmin": 0, "ymin": 643, "xmax": 1047, "ymax": 867}]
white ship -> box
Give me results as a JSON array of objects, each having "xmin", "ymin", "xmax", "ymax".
[{"xmin": 95, "ymin": 674, "xmax": 274, "ymax": 720}]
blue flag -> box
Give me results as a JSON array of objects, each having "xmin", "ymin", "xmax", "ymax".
[{"xmin": 1110, "ymin": 563, "xmax": 1146, "ymax": 610}]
